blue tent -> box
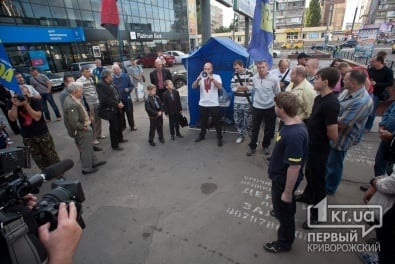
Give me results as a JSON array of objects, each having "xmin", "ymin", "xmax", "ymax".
[{"xmin": 182, "ymin": 37, "xmax": 251, "ymax": 126}]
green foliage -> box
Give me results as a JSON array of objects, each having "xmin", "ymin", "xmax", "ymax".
[{"xmin": 304, "ymin": 0, "xmax": 321, "ymax": 27}]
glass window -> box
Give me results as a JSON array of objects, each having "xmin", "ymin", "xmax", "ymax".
[
  {"xmin": 79, "ymin": 1, "xmax": 92, "ymax": 10},
  {"xmin": 90, "ymin": 0, "xmax": 101, "ymax": 12},
  {"xmin": 80, "ymin": 10, "xmax": 94, "ymax": 24},
  {"xmin": 30, "ymin": 0, "xmax": 48, "ymax": 4},
  {"xmin": 92, "ymin": 11, "xmax": 101, "ymax": 29},
  {"xmin": 64, "ymin": 0, "xmax": 78, "ymax": 9},
  {"xmin": 31, "ymin": 4, "xmax": 51, "ymax": 18},
  {"xmin": 67, "ymin": 8, "xmax": 80, "ymax": 20},
  {"xmin": 20, "ymin": 3, "xmax": 33, "ymax": 18},
  {"xmin": 51, "ymin": 0, "xmax": 64, "ymax": 7},
  {"xmin": 146, "ymin": 6, "xmax": 153, "ymax": 18},
  {"xmin": 138, "ymin": 3, "xmax": 146, "ymax": 17},
  {"xmin": 51, "ymin": 7, "xmax": 67, "ymax": 19}
]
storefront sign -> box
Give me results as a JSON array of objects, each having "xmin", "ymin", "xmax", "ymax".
[
  {"xmin": 0, "ymin": 26, "xmax": 85, "ymax": 43},
  {"xmin": 130, "ymin": 31, "xmax": 163, "ymax": 41}
]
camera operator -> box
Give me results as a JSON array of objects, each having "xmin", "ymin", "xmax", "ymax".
[
  {"xmin": 1, "ymin": 194, "xmax": 82, "ymax": 264},
  {"xmin": 192, "ymin": 62, "xmax": 223, "ymax": 147},
  {"xmin": 7, "ymin": 86, "xmax": 61, "ymax": 170},
  {"xmin": 39, "ymin": 202, "xmax": 82, "ymax": 264}
]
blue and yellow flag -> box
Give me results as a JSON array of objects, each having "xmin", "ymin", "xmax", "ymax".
[
  {"xmin": 0, "ymin": 41, "xmax": 21, "ymax": 95},
  {"xmin": 247, "ymin": 0, "xmax": 273, "ymax": 68}
]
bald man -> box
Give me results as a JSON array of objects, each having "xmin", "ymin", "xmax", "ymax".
[
  {"xmin": 149, "ymin": 58, "xmax": 172, "ymax": 101},
  {"xmin": 285, "ymin": 66, "xmax": 317, "ymax": 122},
  {"xmin": 270, "ymin": 59, "xmax": 291, "ymax": 91}
]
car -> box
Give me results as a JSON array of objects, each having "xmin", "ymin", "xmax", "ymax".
[
  {"xmin": 15, "ymin": 67, "xmax": 64, "ymax": 91},
  {"xmin": 164, "ymin": 50, "xmax": 188, "ymax": 64},
  {"xmin": 172, "ymin": 69, "xmax": 187, "ymax": 89},
  {"xmin": 339, "ymin": 40, "xmax": 358, "ymax": 48},
  {"xmin": 281, "ymin": 40, "xmax": 304, "ymax": 49},
  {"xmin": 311, "ymin": 43, "xmax": 335, "ymax": 52},
  {"xmin": 272, "ymin": 49, "xmax": 281, "ymax": 58},
  {"xmin": 137, "ymin": 53, "xmax": 175, "ymax": 67}
]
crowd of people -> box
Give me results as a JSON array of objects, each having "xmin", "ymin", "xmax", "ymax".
[{"xmin": 1, "ymin": 51, "xmax": 395, "ymax": 262}]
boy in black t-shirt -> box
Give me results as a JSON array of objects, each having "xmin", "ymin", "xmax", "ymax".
[
  {"xmin": 295, "ymin": 67, "xmax": 340, "ymax": 230},
  {"xmin": 264, "ymin": 92, "xmax": 308, "ymax": 253}
]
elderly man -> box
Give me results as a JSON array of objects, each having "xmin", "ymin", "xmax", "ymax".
[
  {"xmin": 305, "ymin": 58, "xmax": 319, "ymax": 84},
  {"xmin": 96, "ymin": 69, "xmax": 126, "ymax": 151},
  {"xmin": 63, "ymin": 82, "xmax": 106, "ymax": 174},
  {"xmin": 270, "ymin": 59, "xmax": 291, "ymax": 91},
  {"xmin": 92, "ymin": 59, "xmax": 105, "ymax": 83},
  {"xmin": 149, "ymin": 58, "xmax": 172, "ymax": 101},
  {"xmin": 77, "ymin": 66, "xmax": 105, "ymax": 145},
  {"xmin": 285, "ymin": 66, "xmax": 316, "ymax": 122},
  {"xmin": 113, "ymin": 64, "xmax": 137, "ymax": 131},
  {"xmin": 247, "ymin": 60, "xmax": 281, "ymax": 156}
]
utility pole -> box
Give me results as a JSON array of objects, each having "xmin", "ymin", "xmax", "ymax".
[
  {"xmin": 201, "ymin": 0, "xmax": 211, "ymax": 44},
  {"xmin": 350, "ymin": 7, "xmax": 358, "ymax": 38},
  {"xmin": 325, "ymin": 0, "xmax": 334, "ymax": 44},
  {"xmin": 272, "ymin": 0, "xmax": 276, "ymax": 48}
]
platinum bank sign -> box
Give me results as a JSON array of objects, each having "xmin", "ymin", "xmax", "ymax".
[{"xmin": 130, "ymin": 31, "xmax": 163, "ymax": 41}]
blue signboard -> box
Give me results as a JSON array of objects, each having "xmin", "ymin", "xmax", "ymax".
[
  {"xmin": 28, "ymin": 50, "xmax": 50, "ymax": 71},
  {"xmin": 0, "ymin": 26, "xmax": 85, "ymax": 43}
]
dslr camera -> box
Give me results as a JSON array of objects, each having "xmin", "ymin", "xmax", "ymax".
[{"xmin": 0, "ymin": 147, "xmax": 85, "ymax": 264}]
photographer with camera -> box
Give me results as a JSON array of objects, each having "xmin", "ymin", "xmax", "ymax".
[
  {"xmin": 192, "ymin": 62, "xmax": 223, "ymax": 147},
  {"xmin": 7, "ymin": 86, "xmax": 61, "ymax": 170}
]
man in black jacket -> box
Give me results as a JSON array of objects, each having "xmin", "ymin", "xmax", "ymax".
[
  {"xmin": 149, "ymin": 59, "xmax": 172, "ymax": 101},
  {"xmin": 96, "ymin": 69, "xmax": 126, "ymax": 151},
  {"xmin": 366, "ymin": 55, "xmax": 394, "ymax": 131}
]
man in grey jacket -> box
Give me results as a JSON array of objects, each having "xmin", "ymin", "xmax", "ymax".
[{"xmin": 63, "ymin": 82, "xmax": 106, "ymax": 174}]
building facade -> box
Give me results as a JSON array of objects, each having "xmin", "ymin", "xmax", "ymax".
[
  {"xmin": 0, "ymin": 0, "xmax": 189, "ymax": 73},
  {"xmin": 275, "ymin": 0, "xmax": 305, "ymax": 30},
  {"xmin": 320, "ymin": 0, "xmax": 345, "ymax": 31},
  {"xmin": 211, "ymin": 4, "xmax": 223, "ymax": 32}
]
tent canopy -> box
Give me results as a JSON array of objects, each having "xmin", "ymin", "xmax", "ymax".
[{"xmin": 183, "ymin": 37, "xmax": 251, "ymax": 126}]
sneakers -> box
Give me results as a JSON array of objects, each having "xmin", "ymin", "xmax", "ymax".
[
  {"xmin": 93, "ymin": 140, "xmax": 100, "ymax": 145},
  {"xmin": 263, "ymin": 241, "xmax": 290, "ymax": 253},
  {"xmin": 236, "ymin": 137, "xmax": 244, "ymax": 144}
]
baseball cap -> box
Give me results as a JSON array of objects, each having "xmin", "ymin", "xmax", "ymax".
[
  {"xmin": 29, "ymin": 66, "xmax": 39, "ymax": 71},
  {"xmin": 297, "ymin": 52, "xmax": 311, "ymax": 59}
]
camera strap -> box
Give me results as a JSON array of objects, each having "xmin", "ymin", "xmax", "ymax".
[
  {"xmin": 235, "ymin": 73, "xmax": 252, "ymax": 107},
  {"xmin": 2, "ymin": 218, "xmax": 46, "ymax": 264}
]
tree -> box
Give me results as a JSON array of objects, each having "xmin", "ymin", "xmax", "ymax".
[{"xmin": 304, "ymin": 0, "xmax": 321, "ymax": 27}]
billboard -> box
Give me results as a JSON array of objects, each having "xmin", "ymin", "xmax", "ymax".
[{"xmin": 233, "ymin": 0, "xmax": 255, "ymax": 19}]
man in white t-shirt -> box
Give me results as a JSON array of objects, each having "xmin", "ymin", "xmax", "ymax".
[
  {"xmin": 270, "ymin": 59, "xmax": 291, "ymax": 91},
  {"xmin": 192, "ymin": 62, "xmax": 223, "ymax": 147}
]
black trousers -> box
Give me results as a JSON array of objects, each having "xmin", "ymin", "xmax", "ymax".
[
  {"xmin": 249, "ymin": 106, "xmax": 276, "ymax": 150},
  {"xmin": 376, "ymin": 203, "xmax": 395, "ymax": 264},
  {"xmin": 121, "ymin": 97, "xmax": 135, "ymax": 130},
  {"xmin": 149, "ymin": 116, "xmax": 164, "ymax": 142},
  {"xmin": 271, "ymin": 180, "xmax": 299, "ymax": 250},
  {"xmin": 109, "ymin": 110, "xmax": 123, "ymax": 148},
  {"xmin": 302, "ymin": 143, "xmax": 331, "ymax": 209},
  {"xmin": 168, "ymin": 113, "xmax": 180, "ymax": 136},
  {"xmin": 198, "ymin": 106, "xmax": 222, "ymax": 139}
]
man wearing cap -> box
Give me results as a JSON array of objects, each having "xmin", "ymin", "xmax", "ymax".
[
  {"xmin": 29, "ymin": 67, "xmax": 62, "ymax": 122},
  {"xmin": 150, "ymin": 59, "xmax": 172, "ymax": 101},
  {"xmin": 297, "ymin": 52, "xmax": 310, "ymax": 67}
]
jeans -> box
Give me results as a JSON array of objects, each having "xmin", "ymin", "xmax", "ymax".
[
  {"xmin": 41, "ymin": 93, "xmax": 61, "ymax": 120},
  {"xmin": 365, "ymin": 95, "xmax": 378, "ymax": 131},
  {"xmin": 325, "ymin": 148, "xmax": 347, "ymax": 194},
  {"xmin": 271, "ymin": 180, "xmax": 298, "ymax": 250}
]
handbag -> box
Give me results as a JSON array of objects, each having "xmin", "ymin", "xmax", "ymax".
[{"xmin": 178, "ymin": 113, "xmax": 188, "ymax": 127}]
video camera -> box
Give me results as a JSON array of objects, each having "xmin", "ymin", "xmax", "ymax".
[{"xmin": 0, "ymin": 147, "xmax": 85, "ymax": 264}]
